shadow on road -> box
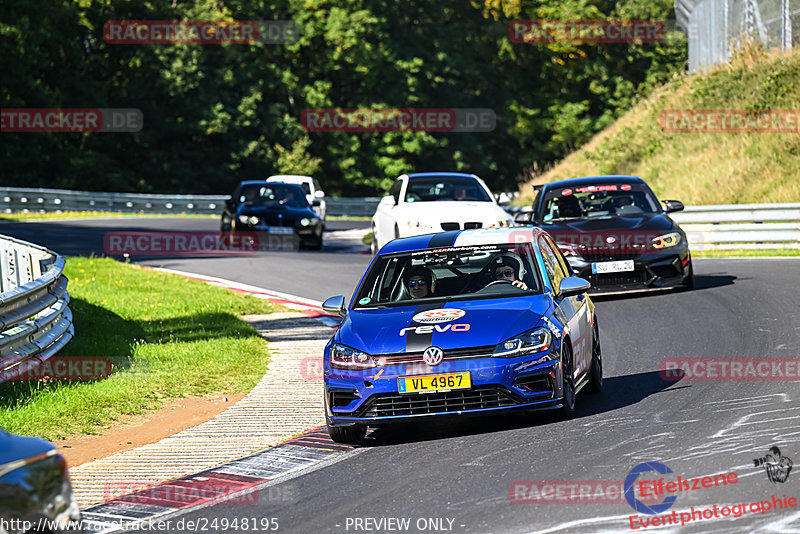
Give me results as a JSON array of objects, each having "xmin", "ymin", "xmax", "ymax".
[
  {"xmin": 592, "ymin": 273, "xmax": 737, "ymax": 302},
  {"xmin": 364, "ymin": 370, "xmax": 684, "ymax": 446}
]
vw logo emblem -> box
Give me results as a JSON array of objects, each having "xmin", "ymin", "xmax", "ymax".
[{"xmin": 423, "ymin": 346, "xmax": 444, "ymax": 366}]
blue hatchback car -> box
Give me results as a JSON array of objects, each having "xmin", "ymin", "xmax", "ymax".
[{"xmin": 322, "ymin": 227, "xmax": 603, "ymax": 444}]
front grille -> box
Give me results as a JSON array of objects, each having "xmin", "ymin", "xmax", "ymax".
[
  {"xmin": 330, "ymin": 390, "xmax": 360, "ymax": 408},
  {"xmin": 588, "ymin": 270, "xmax": 650, "ymax": 287},
  {"xmin": 376, "ymin": 345, "xmax": 494, "ymax": 366},
  {"xmin": 440, "ymin": 222, "xmax": 460, "ymax": 231},
  {"xmin": 512, "ymin": 375, "xmax": 554, "ymax": 397},
  {"xmin": 360, "ymin": 386, "xmax": 521, "ymax": 417},
  {"xmin": 580, "ymin": 251, "xmax": 640, "ymax": 262},
  {"xmin": 464, "ymin": 222, "xmax": 483, "ymax": 229},
  {"xmin": 651, "ymin": 264, "xmax": 680, "ymax": 279}
]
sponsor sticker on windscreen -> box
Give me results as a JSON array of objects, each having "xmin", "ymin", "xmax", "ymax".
[{"xmin": 412, "ymin": 308, "xmax": 466, "ymax": 324}]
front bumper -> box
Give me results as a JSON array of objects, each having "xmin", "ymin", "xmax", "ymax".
[
  {"xmin": 325, "ymin": 351, "xmax": 565, "ymax": 427},
  {"xmin": 566, "ymin": 246, "xmax": 691, "ymax": 294}
]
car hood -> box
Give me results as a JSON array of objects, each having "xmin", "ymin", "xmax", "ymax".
[
  {"xmin": 540, "ymin": 213, "xmax": 677, "ymax": 235},
  {"xmin": 339, "ymin": 295, "xmax": 554, "ymax": 354},
  {"xmin": 398, "ymin": 201, "xmax": 507, "ymax": 222},
  {"xmin": 0, "ymin": 431, "xmax": 54, "ymax": 466},
  {"xmin": 237, "ymin": 205, "xmax": 315, "ymax": 225},
  {"xmin": 539, "ymin": 213, "xmax": 680, "ymax": 248}
]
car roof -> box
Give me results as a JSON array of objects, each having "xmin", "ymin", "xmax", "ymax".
[
  {"xmin": 379, "ymin": 227, "xmax": 547, "ymax": 255},
  {"xmin": 266, "ymin": 175, "xmax": 312, "ymax": 182},
  {"xmin": 405, "ymin": 172, "xmax": 479, "ymax": 180},
  {"xmin": 238, "ymin": 180, "xmax": 305, "ymax": 191},
  {"xmin": 542, "ymin": 175, "xmax": 645, "ymax": 191}
]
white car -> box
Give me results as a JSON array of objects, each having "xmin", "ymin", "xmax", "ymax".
[
  {"xmin": 370, "ymin": 172, "xmax": 514, "ymax": 254},
  {"xmin": 266, "ymin": 175, "xmax": 327, "ymax": 220}
]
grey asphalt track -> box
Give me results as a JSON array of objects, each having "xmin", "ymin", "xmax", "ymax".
[
  {"xmin": 168, "ymin": 257, "xmax": 800, "ymax": 534},
  {"xmin": 0, "ymin": 217, "xmax": 371, "ymax": 300},
  {"xmin": 3, "ymin": 218, "xmax": 800, "ymax": 533}
]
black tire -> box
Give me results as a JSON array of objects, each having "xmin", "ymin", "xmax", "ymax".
[
  {"xmin": 327, "ymin": 424, "xmax": 366, "ymax": 445},
  {"xmin": 394, "ymin": 224, "xmax": 400, "ymax": 240},
  {"xmin": 310, "ymin": 235, "xmax": 323, "ymax": 250},
  {"xmin": 683, "ymin": 259, "xmax": 695, "ymax": 291},
  {"xmin": 586, "ymin": 319, "xmax": 603, "ymax": 394},
  {"xmin": 560, "ymin": 342, "xmax": 576, "ymax": 418}
]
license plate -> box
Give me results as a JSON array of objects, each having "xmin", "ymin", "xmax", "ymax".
[
  {"xmin": 592, "ymin": 260, "xmax": 634, "ymax": 274},
  {"xmin": 266, "ymin": 226, "xmax": 294, "ymax": 235},
  {"xmin": 398, "ymin": 372, "xmax": 471, "ymax": 394}
]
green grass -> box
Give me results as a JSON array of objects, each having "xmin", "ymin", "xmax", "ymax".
[
  {"xmin": 692, "ymin": 248, "xmax": 800, "ymax": 257},
  {"xmin": 0, "ymin": 211, "xmax": 217, "ymax": 221},
  {"xmin": 519, "ymin": 47, "xmax": 800, "ymax": 206},
  {"xmin": 0, "ymin": 257, "xmax": 280, "ymax": 440}
]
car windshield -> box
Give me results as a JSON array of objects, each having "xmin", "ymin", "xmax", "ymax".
[
  {"xmin": 404, "ymin": 178, "xmax": 492, "ymax": 203},
  {"xmin": 353, "ymin": 243, "xmax": 543, "ymax": 308},
  {"xmin": 540, "ymin": 182, "xmax": 661, "ymax": 220},
  {"xmin": 238, "ymin": 184, "xmax": 308, "ymax": 209}
]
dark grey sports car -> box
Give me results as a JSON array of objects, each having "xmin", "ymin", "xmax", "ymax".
[
  {"xmin": 515, "ymin": 175, "xmax": 693, "ymax": 294},
  {"xmin": 0, "ymin": 429, "xmax": 82, "ymax": 533},
  {"xmin": 221, "ymin": 180, "xmax": 324, "ymax": 250}
]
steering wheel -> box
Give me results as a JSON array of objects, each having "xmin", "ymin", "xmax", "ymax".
[{"xmin": 484, "ymin": 279, "xmax": 514, "ymax": 288}]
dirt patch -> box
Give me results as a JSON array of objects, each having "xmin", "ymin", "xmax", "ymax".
[{"xmin": 54, "ymin": 394, "xmax": 245, "ymax": 467}]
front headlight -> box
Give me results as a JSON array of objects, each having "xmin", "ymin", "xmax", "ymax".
[
  {"xmin": 300, "ymin": 218, "xmax": 312, "ymax": 226},
  {"xmin": 238, "ymin": 215, "xmax": 259, "ymax": 225},
  {"xmin": 330, "ymin": 344, "xmax": 376, "ymax": 369},
  {"xmin": 493, "ymin": 327, "xmax": 552, "ymax": 358},
  {"xmin": 651, "ymin": 232, "xmax": 681, "ymax": 249}
]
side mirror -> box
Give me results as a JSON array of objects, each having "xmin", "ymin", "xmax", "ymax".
[
  {"xmin": 663, "ymin": 200, "xmax": 684, "ymax": 213},
  {"xmin": 379, "ymin": 195, "xmax": 396, "ymax": 207},
  {"xmin": 311, "ymin": 199, "xmax": 321, "ymax": 207},
  {"xmin": 514, "ymin": 210, "xmax": 534, "ymax": 225},
  {"xmin": 557, "ymin": 277, "xmax": 591, "ymax": 299},
  {"xmin": 315, "ymin": 190, "xmax": 325, "ymax": 199},
  {"xmin": 322, "ymin": 295, "xmax": 347, "ymax": 318}
]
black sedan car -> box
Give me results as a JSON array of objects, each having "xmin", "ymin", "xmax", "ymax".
[
  {"xmin": 0, "ymin": 429, "xmax": 82, "ymax": 533},
  {"xmin": 221, "ymin": 181, "xmax": 324, "ymax": 250},
  {"xmin": 516, "ymin": 175, "xmax": 693, "ymax": 294}
]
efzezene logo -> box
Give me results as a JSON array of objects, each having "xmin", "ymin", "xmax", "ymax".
[
  {"xmin": 399, "ymin": 324, "xmax": 471, "ymax": 336},
  {"xmin": 412, "ymin": 308, "xmax": 466, "ymax": 324}
]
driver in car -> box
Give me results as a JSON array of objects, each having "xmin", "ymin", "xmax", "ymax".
[
  {"xmin": 491, "ymin": 255, "xmax": 529, "ymax": 290},
  {"xmin": 404, "ymin": 266, "xmax": 436, "ymax": 299}
]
